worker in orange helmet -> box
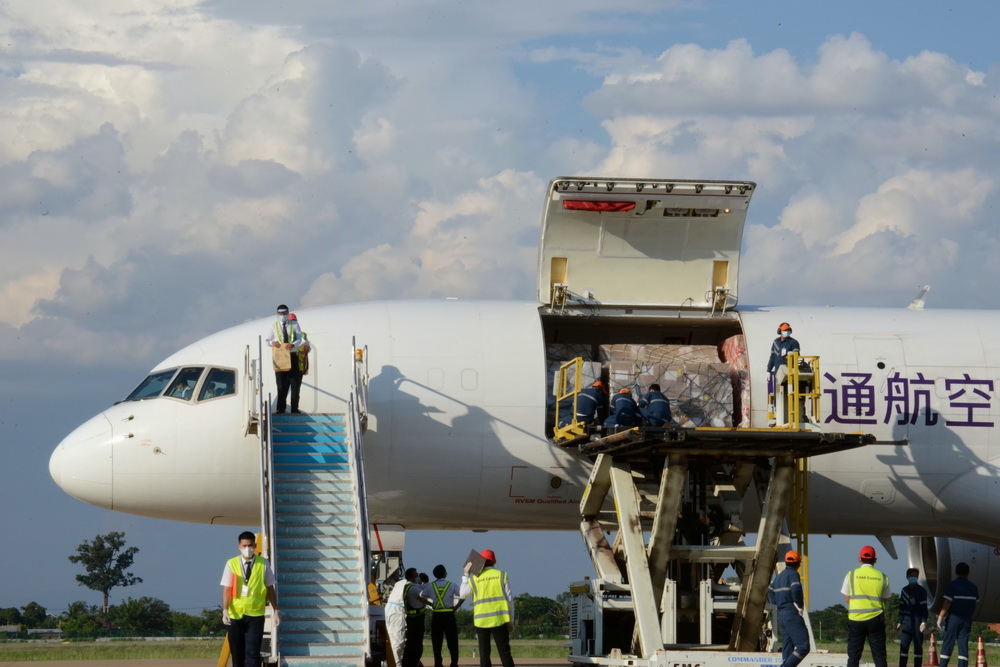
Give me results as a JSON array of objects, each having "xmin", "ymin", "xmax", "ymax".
[
  {"xmin": 767, "ymin": 322, "xmax": 801, "ymax": 374},
  {"xmin": 572, "ymin": 380, "xmax": 607, "ymax": 426},
  {"xmin": 604, "ymin": 387, "xmax": 640, "ymax": 430},
  {"xmin": 768, "ymin": 550, "xmax": 810, "ymax": 667}
]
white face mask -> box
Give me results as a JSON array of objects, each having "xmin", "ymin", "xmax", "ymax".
[
  {"xmin": 240, "ymin": 546, "xmax": 255, "ymax": 559},
  {"xmin": 278, "ymin": 314, "xmax": 288, "ymax": 323},
  {"xmin": 780, "ymin": 330, "xmax": 790, "ymax": 338}
]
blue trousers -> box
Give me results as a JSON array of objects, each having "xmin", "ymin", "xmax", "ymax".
[
  {"xmin": 939, "ymin": 615, "xmax": 972, "ymax": 667},
  {"xmin": 899, "ymin": 621, "xmax": 924, "ymax": 667},
  {"xmin": 778, "ymin": 609, "xmax": 810, "ymax": 667}
]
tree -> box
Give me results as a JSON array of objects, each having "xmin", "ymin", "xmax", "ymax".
[
  {"xmin": 68, "ymin": 531, "xmax": 142, "ymax": 612},
  {"xmin": 0, "ymin": 607, "xmax": 23, "ymax": 626},
  {"xmin": 109, "ymin": 597, "xmax": 171, "ymax": 636},
  {"xmin": 20, "ymin": 602, "xmax": 47, "ymax": 629}
]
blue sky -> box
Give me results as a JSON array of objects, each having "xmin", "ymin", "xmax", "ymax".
[{"xmin": 2, "ymin": 0, "xmax": 1000, "ymax": 618}]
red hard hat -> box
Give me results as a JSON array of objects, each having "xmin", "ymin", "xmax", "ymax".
[
  {"xmin": 480, "ymin": 549, "xmax": 496, "ymax": 564},
  {"xmin": 289, "ymin": 313, "xmax": 298, "ymax": 321},
  {"xmin": 859, "ymin": 545, "xmax": 877, "ymax": 560},
  {"xmin": 785, "ymin": 550, "xmax": 801, "ymax": 564}
]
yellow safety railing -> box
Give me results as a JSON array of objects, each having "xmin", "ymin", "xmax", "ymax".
[{"xmin": 553, "ymin": 357, "xmax": 587, "ymax": 441}]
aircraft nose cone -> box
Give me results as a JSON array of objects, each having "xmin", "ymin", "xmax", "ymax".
[{"xmin": 49, "ymin": 412, "xmax": 113, "ymax": 509}]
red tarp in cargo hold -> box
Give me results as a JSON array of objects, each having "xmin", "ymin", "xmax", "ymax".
[{"xmin": 562, "ymin": 200, "xmax": 635, "ymax": 212}]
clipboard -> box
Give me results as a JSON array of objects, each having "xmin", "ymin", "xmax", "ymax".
[{"xmin": 464, "ymin": 549, "xmax": 488, "ymax": 576}]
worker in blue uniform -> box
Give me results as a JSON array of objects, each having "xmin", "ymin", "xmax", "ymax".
[
  {"xmin": 897, "ymin": 567, "xmax": 929, "ymax": 667},
  {"xmin": 767, "ymin": 322, "xmax": 801, "ymax": 374},
  {"xmin": 604, "ymin": 387, "xmax": 640, "ymax": 429},
  {"xmin": 639, "ymin": 383, "xmax": 672, "ymax": 426},
  {"xmin": 768, "ymin": 550, "xmax": 810, "ymax": 667},
  {"xmin": 936, "ymin": 562, "xmax": 980, "ymax": 667},
  {"xmin": 571, "ymin": 380, "xmax": 607, "ymax": 426}
]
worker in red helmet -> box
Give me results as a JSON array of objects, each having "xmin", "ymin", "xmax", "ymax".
[
  {"xmin": 768, "ymin": 550, "xmax": 810, "ymax": 667},
  {"xmin": 767, "ymin": 322, "xmax": 801, "ymax": 374},
  {"xmin": 460, "ymin": 549, "xmax": 515, "ymax": 667},
  {"xmin": 842, "ymin": 545, "xmax": 891, "ymax": 667}
]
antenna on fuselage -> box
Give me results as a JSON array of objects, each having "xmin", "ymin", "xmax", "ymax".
[{"xmin": 908, "ymin": 285, "xmax": 930, "ymax": 310}]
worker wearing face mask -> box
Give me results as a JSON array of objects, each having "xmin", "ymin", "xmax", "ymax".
[
  {"xmin": 897, "ymin": 568, "xmax": 929, "ymax": 667},
  {"xmin": 221, "ymin": 531, "xmax": 279, "ymax": 667},
  {"xmin": 767, "ymin": 322, "xmax": 800, "ymax": 374},
  {"xmin": 265, "ymin": 304, "xmax": 304, "ymax": 413}
]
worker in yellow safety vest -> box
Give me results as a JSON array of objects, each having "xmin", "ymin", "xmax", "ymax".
[
  {"xmin": 841, "ymin": 545, "xmax": 891, "ymax": 667},
  {"xmin": 220, "ymin": 531, "xmax": 279, "ymax": 667},
  {"xmin": 460, "ymin": 549, "xmax": 515, "ymax": 667}
]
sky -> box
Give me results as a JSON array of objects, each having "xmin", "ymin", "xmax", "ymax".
[{"xmin": 3, "ymin": 0, "xmax": 1000, "ymax": 619}]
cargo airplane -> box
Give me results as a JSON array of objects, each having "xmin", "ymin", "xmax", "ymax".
[{"xmin": 50, "ymin": 177, "xmax": 1000, "ymax": 619}]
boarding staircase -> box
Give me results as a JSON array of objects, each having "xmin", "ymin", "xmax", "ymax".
[{"xmin": 251, "ymin": 341, "xmax": 373, "ymax": 667}]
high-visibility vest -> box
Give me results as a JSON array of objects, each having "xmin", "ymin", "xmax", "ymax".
[
  {"xmin": 847, "ymin": 565, "xmax": 888, "ymax": 621},
  {"xmin": 470, "ymin": 568, "xmax": 510, "ymax": 628},
  {"xmin": 432, "ymin": 581, "xmax": 455, "ymax": 612},
  {"xmin": 404, "ymin": 583, "xmax": 424, "ymax": 616},
  {"xmin": 227, "ymin": 556, "xmax": 268, "ymax": 619}
]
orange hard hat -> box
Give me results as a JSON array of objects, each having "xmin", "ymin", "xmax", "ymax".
[
  {"xmin": 785, "ymin": 550, "xmax": 801, "ymax": 564},
  {"xmin": 619, "ymin": 387, "xmax": 631, "ymax": 394},
  {"xmin": 777, "ymin": 322, "xmax": 792, "ymax": 332},
  {"xmin": 480, "ymin": 549, "xmax": 496, "ymax": 564}
]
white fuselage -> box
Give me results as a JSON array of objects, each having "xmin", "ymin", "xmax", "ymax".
[{"xmin": 50, "ymin": 299, "xmax": 1000, "ymax": 544}]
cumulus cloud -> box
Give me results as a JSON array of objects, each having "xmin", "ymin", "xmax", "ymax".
[{"xmin": 1, "ymin": 0, "xmax": 1000, "ymax": 370}]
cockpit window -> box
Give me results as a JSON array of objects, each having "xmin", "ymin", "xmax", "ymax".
[
  {"xmin": 124, "ymin": 369, "xmax": 178, "ymax": 401},
  {"xmin": 165, "ymin": 367, "xmax": 204, "ymax": 401},
  {"xmin": 199, "ymin": 368, "xmax": 236, "ymax": 401}
]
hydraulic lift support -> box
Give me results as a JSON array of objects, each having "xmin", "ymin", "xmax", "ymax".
[{"xmin": 569, "ymin": 425, "xmax": 875, "ymax": 666}]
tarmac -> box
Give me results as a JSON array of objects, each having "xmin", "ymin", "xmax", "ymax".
[{"xmin": 0, "ymin": 660, "xmax": 570, "ymax": 666}]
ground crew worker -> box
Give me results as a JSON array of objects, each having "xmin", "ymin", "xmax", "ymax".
[
  {"xmin": 460, "ymin": 549, "xmax": 515, "ymax": 667},
  {"xmin": 289, "ymin": 313, "xmax": 312, "ymax": 378},
  {"xmin": 768, "ymin": 550, "xmax": 810, "ymax": 667},
  {"xmin": 604, "ymin": 387, "xmax": 640, "ymax": 429},
  {"xmin": 430, "ymin": 564, "xmax": 462, "ymax": 667},
  {"xmin": 898, "ymin": 567, "xmax": 929, "ymax": 667},
  {"xmin": 936, "ymin": 562, "xmax": 980, "ymax": 667},
  {"xmin": 220, "ymin": 531, "xmax": 279, "ymax": 667},
  {"xmin": 767, "ymin": 322, "xmax": 800, "ymax": 373},
  {"xmin": 572, "ymin": 380, "xmax": 607, "ymax": 426},
  {"xmin": 264, "ymin": 304, "xmax": 304, "ymax": 413},
  {"xmin": 401, "ymin": 567, "xmax": 434, "ymax": 667},
  {"xmin": 639, "ymin": 383, "xmax": 672, "ymax": 426},
  {"xmin": 842, "ymin": 545, "xmax": 891, "ymax": 667},
  {"xmin": 385, "ymin": 572, "xmax": 410, "ymax": 666}
]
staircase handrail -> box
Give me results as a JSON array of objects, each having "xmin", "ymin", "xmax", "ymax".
[
  {"xmin": 255, "ymin": 336, "xmax": 278, "ymax": 569},
  {"xmin": 349, "ymin": 337, "xmax": 372, "ymax": 661}
]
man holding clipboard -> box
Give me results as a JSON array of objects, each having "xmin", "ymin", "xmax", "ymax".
[{"xmin": 460, "ymin": 549, "xmax": 515, "ymax": 667}]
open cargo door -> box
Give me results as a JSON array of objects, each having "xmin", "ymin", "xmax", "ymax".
[{"xmin": 537, "ymin": 177, "xmax": 755, "ymax": 311}]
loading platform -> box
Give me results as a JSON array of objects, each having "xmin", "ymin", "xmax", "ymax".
[{"xmin": 566, "ymin": 424, "xmax": 874, "ymax": 667}]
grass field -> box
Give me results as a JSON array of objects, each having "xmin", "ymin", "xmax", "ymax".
[{"xmin": 1, "ymin": 637, "xmax": 998, "ymax": 663}]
